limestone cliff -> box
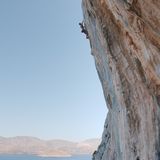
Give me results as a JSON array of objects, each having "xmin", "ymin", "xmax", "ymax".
[{"xmin": 81, "ymin": 0, "xmax": 160, "ymax": 160}]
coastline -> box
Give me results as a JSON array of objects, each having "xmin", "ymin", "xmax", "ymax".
[{"xmin": 38, "ymin": 154, "xmax": 72, "ymax": 158}]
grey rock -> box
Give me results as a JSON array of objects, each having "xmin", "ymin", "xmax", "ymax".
[{"xmin": 82, "ymin": 0, "xmax": 160, "ymax": 159}]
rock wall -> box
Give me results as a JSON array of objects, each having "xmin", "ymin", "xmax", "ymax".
[{"xmin": 81, "ymin": 0, "xmax": 160, "ymax": 160}]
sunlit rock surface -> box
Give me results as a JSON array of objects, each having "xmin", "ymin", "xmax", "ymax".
[{"xmin": 82, "ymin": 0, "xmax": 160, "ymax": 159}]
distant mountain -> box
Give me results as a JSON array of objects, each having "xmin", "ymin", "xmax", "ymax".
[{"xmin": 0, "ymin": 137, "xmax": 100, "ymax": 157}]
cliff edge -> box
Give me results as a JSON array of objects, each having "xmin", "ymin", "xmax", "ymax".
[{"xmin": 82, "ymin": 0, "xmax": 160, "ymax": 160}]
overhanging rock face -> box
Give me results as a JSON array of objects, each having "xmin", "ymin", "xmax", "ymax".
[{"xmin": 82, "ymin": 0, "xmax": 160, "ymax": 159}]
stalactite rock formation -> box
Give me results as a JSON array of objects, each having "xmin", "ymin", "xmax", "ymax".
[{"xmin": 82, "ymin": 0, "xmax": 160, "ymax": 160}]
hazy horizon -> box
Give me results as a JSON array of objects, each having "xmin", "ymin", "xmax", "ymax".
[
  {"xmin": 0, "ymin": 135, "xmax": 100, "ymax": 142},
  {"xmin": 0, "ymin": 0, "xmax": 107, "ymax": 141}
]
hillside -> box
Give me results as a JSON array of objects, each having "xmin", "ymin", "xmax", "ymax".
[{"xmin": 0, "ymin": 136, "xmax": 100, "ymax": 157}]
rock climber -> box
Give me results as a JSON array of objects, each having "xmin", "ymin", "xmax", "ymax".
[{"xmin": 79, "ymin": 21, "xmax": 89, "ymax": 39}]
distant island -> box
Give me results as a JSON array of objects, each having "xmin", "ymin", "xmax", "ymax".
[{"xmin": 0, "ymin": 136, "xmax": 100, "ymax": 157}]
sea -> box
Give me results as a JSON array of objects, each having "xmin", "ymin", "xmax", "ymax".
[{"xmin": 0, "ymin": 155, "xmax": 91, "ymax": 160}]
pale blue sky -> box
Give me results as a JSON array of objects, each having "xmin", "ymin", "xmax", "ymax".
[{"xmin": 0, "ymin": 0, "xmax": 107, "ymax": 141}]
